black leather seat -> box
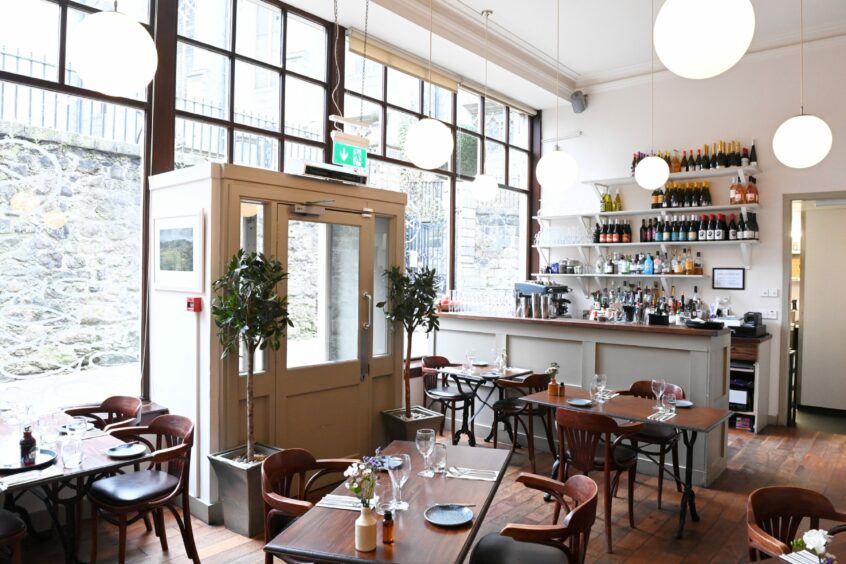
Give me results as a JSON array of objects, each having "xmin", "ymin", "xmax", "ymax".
[
  {"xmin": 470, "ymin": 533, "xmax": 571, "ymax": 564},
  {"xmin": 0, "ymin": 510, "xmax": 24, "ymax": 538},
  {"xmin": 89, "ymin": 470, "xmax": 179, "ymax": 505},
  {"xmin": 426, "ymin": 385, "xmax": 468, "ymax": 400}
]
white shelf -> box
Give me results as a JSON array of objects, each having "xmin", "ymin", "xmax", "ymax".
[
  {"xmin": 533, "ymin": 273, "xmax": 705, "ymax": 279},
  {"xmin": 534, "ymin": 203, "xmax": 759, "ymax": 221},
  {"xmin": 584, "ymin": 165, "xmax": 761, "ymax": 187},
  {"xmin": 533, "ymin": 240, "xmax": 759, "ymax": 250}
]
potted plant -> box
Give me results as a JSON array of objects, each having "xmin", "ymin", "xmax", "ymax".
[
  {"xmin": 208, "ymin": 249, "xmax": 293, "ymax": 536},
  {"xmin": 377, "ymin": 266, "xmax": 445, "ymax": 440}
]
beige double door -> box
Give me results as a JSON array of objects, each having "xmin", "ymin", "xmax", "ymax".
[{"xmin": 224, "ymin": 183, "xmax": 401, "ymax": 460}]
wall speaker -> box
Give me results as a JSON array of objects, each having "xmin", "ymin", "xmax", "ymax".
[{"xmin": 570, "ymin": 90, "xmax": 588, "ymax": 114}]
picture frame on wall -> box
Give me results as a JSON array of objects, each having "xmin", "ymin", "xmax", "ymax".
[
  {"xmin": 712, "ymin": 267, "xmax": 745, "ymax": 290},
  {"xmin": 153, "ymin": 211, "xmax": 204, "ymax": 292}
]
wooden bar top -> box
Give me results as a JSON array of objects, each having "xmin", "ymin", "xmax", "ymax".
[{"xmin": 439, "ymin": 312, "xmax": 731, "ymax": 337}]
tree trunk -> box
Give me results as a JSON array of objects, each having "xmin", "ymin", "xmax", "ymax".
[
  {"xmin": 404, "ymin": 330, "xmax": 413, "ymax": 420},
  {"xmin": 246, "ymin": 345, "xmax": 255, "ymax": 462}
]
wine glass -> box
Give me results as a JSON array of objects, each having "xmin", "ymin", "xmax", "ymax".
[
  {"xmin": 594, "ymin": 374, "xmax": 607, "ymax": 402},
  {"xmin": 387, "ymin": 454, "xmax": 411, "ymax": 511},
  {"xmin": 415, "ymin": 428, "xmax": 436, "ymax": 477},
  {"xmin": 651, "ymin": 378, "xmax": 666, "ymax": 412}
]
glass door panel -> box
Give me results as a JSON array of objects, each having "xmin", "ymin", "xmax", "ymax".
[
  {"xmin": 373, "ymin": 216, "xmax": 391, "ymax": 357},
  {"xmin": 239, "ymin": 200, "xmax": 267, "ymax": 374}
]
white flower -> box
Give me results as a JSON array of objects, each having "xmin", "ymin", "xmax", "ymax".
[{"xmin": 803, "ymin": 529, "xmax": 831, "ymax": 554}]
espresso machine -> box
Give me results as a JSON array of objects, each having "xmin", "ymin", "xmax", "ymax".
[{"xmin": 514, "ymin": 281, "xmax": 572, "ymax": 319}]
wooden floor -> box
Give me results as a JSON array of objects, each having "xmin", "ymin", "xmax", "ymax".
[{"xmin": 14, "ymin": 424, "xmax": 846, "ymax": 563}]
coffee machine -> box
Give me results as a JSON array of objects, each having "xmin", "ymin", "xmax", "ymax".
[{"xmin": 514, "ymin": 281, "xmax": 571, "ymax": 319}]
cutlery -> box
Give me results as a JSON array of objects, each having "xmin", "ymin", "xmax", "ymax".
[
  {"xmin": 429, "ymin": 503, "xmax": 476, "ymax": 508},
  {"xmin": 447, "ymin": 466, "xmax": 497, "ymax": 477}
]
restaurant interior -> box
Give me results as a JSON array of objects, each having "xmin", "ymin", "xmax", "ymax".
[{"xmin": 1, "ymin": 0, "xmax": 846, "ymax": 562}]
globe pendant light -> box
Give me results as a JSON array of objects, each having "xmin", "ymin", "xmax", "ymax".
[
  {"xmin": 404, "ymin": 0, "xmax": 454, "ymax": 170},
  {"xmin": 535, "ymin": 0, "xmax": 578, "ymax": 192},
  {"xmin": 472, "ymin": 9, "xmax": 499, "ymax": 202},
  {"xmin": 654, "ymin": 0, "xmax": 755, "ymax": 80},
  {"xmin": 635, "ymin": 1, "xmax": 670, "ymax": 191},
  {"xmin": 772, "ymin": 0, "xmax": 832, "ymax": 169},
  {"xmin": 70, "ymin": 3, "xmax": 158, "ymax": 98}
]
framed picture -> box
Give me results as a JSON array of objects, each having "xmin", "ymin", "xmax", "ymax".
[
  {"xmin": 153, "ymin": 211, "xmax": 204, "ymax": 292},
  {"xmin": 712, "ymin": 267, "xmax": 745, "ymax": 290}
]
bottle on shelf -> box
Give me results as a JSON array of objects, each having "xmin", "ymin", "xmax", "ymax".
[
  {"xmin": 681, "ymin": 150, "xmax": 689, "ymax": 172},
  {"xmin": 694, "ymin": 252, "xmax": 704, "ymax": 275},
  {"xmin": 746, "ymin": 176, "xmax": 759, "ymax": 204},
  {"xmin": 733, "ymin": 141, "xmax": 743, "ymax": 167},
  {"xmin": 622, "ymin": 221, "xmax": 631, "ymax": 243},
  {"xmin": 710, "ymin": 143, "xmax": 718, "ymax": 169},
  {"xmin": 737, "ymin": 215, "xmax": 747, "ymax": 240},
  {"xmin": 698, "ymin": 215, "xmax": 708, "ymax": 241},
  {"xmin": 715, "ymin": 214, "xmax": 727, "ymax": 241},
  {"xmin": 695, "ymin": 149, "xmax": 703, "ymax": 171},
  {"xmin": 644, "ymin": 254, "xmax": 655, "ymax": 275},
  {"xmin": 741, "ymin": 147, "xmax": 750, "ymax": 167},
  {"xmin": 600, "ymin": 221, "xmax": 608, "ymax": 243},
  {"xmin": 670, "ymin": 150, "xmax": 682, "ymax": 173},
  {"xmin": 749, "ymin": 139, "xmax": 758, "ymax": 167},
  {"xmin": 602, "ymin": 191, "xmax": 613, "ymax": 212},
  {"xmin": 594, "ymin": 222, "xmax": 601, "ymax": 244},
  {"xmin": 613, "ymin": 189, "xmax": 623, "ymax": 211},
  {"xmin": 728, "ymin": 214, "xmax": 739, "ymax": 240},
  {"xmin": 689, "ymin": 148, "xmax": 695, "ymax": 171},
  {"xmin": 685, "ymin": 248, "xmax": 695, "ymax": 275},
  {"xmin": 687, "ymin": 214, "xmax": 698, "ymax": 241},
  {"xmin": 702, "ymin": 144, "xmax": 711, "ymax": 170},
  {"xmin": 706, "ymin": 214, "xmax": 716, "ymax": 241},
  {"xmin": 612, "ymin": 219, "xmax": 621, "ymax": 243},
  {"xmin": 747, "ymin": 212, "xmax": 759, "ymax": 240},
  {"xmin": 662, "ymin": 218, "xmax": 672, "ymax": 241},
  {"xmin": 702, "ymin": 181, "xmax": 713, "ymax": 206}
]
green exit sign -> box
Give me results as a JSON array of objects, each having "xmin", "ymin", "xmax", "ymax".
[{"xmin": 332, "ymin": 142, "xmax": 367, "ymax": 169}]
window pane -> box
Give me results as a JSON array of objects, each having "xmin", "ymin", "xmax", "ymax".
[
  {"xmin": 234, "ymin": 130, "xmax": 279, "ymax": 170},
  {"xmin": 176, "ymin": 42, "xmax": 230, "ymax": 121},
  {"xmin": 509, "ymin": 108, "xmax": 530, "ymax": 149},
  {"xmin": 286, "ymin": 14, "xmax": 326, "ymax": 81},
  {"xmin": 485, "ymin": 99, "xmax": 506, "ymax": 142},
  {"xmin": 345, "ymin": 49, "xmax": 383, "ymax": 100},
  {"xmin": 77, "ymin": 0, "xmax": 151, "ymax": 22},
  {"xmin": 509, "ymin": 148, "xmax": 529, "ymax": 190},
  {"xmin": 284, "ymin": 76, "xmax": 324, "ymax": 141},
  {"xmin": 283, "ymin": 141, "xmax": 323, "ymax": 172},
  {"xmin": 234, "ymin": 61, "xmax": 280, "ymax": 131},
  {"xmin": 175, "ymin": 117, "xmax": 228, "ymax": 167},
  {"xmin": 457, "ymin": 89, "xmax": 479, "ymax": 132},
  {"xmin": 373, "ymin": 217, "xmax": 391, "ymax": 357},
  {"xmin": 456, "ymin": 183, "xmax": 527, "ymax": 294},
  {"xmin": 385, "ymin": 108, "xmax": 416, "ymax": 161},
  {"xmin": 0, "ymin": 0, "xmax": 60, "ymax": 81},
  {"xmin": 177, "ymin": 0, "xmax": 232, "ymax": 49},
  {"xmin": 387, "ymin": 68, "xmax": 420, "ymax": 112},
  {"xmin": 235, "ymin": 0, "xmax": 283, "ymax": 66},
  {"xmin": 485, "ymin": 141, "xmax": 505, "ymax": 184},
  {"xmin": 344, "ymin": 94, "xmax": 382, "ymax": 155},
  {"xmin": 0, "ymin": 83, "xmax": 142, "ymax": 409},
  {"xmin": 423, "ymin": 83, "xmax": 453, "ymax": 123},
  {"xmin": 456, "ymin": 132, "xmax": 479, "ymax": 178}
]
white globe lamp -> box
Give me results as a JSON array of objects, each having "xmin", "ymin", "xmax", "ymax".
[
  {"xmin": 404, "ymin": 118, "xmax": 454, "ymax": 170},
  {"xmin": 635, "ymin": 156, "xmax": 670, "ymax": 190},
  {"xmin": 472, "ymin": 174, "xmax": 499, "ymax": 202},
  {"xmin": 654, "ymin": 0, "xmax": 755, "ymax": 80},
  {"xmin": 773, "ymin": 114, "xmax": 832, "ymax": 169},
  {"xmin": 70, "ymin": 10, "xmax": 158, "ymax": 97},
  {"xmin": 536, "ymin": 149, "xmax": 578, "ymax": 191}
]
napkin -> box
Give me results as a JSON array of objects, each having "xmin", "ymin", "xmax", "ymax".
[
  {"xmin": 0, "ymin": 464, "xmax": 62, "ymax": 492},
  {"xmin": 315, "ymin": 494, "xmax": 379, "ymax": 511},
  {"xmin": 779, "ymin": 550, "xmax": 826, "ymax": 563},
  {"xmin": 445, "ymin": 467, "xmax": 499, "ymax": 482}
]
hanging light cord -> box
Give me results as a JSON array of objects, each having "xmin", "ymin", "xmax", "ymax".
[
  {"xmin": 481, "ymin": 9, "xmax": 491, "ymax": 172},
  {"xmin": 800, "ymin": 0, "xmax": 805, "ymax": 115},
  {"xmin": 427, "ymin": 0, "xmax": 434, "ymax": 118},
  {"xmin": 360, "ymin": 0, "xmax": 369, "ymax": 120},
  {"xmin": 554, "ymin": 0, "xmax": 560, "ymax": 151},
  {"xmin": 650, "ymin": 0, "xmax": 655, "ymax": 153},
  {"xmin": 331, "ymin": 0, "xmax": 341, "ymax": 131}
]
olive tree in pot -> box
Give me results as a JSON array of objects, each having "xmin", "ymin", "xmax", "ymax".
[
  {"xmin": 377, "ymin": 266, "xmax": 445, "ymax": 441},
  {"xmin": 208, "ymin": 249, "xmax": 292, "ymax": 537}
]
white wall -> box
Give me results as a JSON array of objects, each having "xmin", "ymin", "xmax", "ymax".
[{"xmin": 542, "ymin": 36, "xmax": 846, "ymax": 418}]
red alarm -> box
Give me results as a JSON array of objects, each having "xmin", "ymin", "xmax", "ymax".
[{"xmin": 186, "ymin": 297, "xmax": 203, "ymax": 313}]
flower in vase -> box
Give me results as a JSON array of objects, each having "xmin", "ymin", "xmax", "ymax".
[{"xmin": 804, "ymin": 529, "xmax": 832, "ymax": 554}]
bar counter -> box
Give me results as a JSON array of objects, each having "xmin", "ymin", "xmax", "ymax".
[{"xmin": 431, "ymin": 312, "xmax": 731, "ymax": 486}]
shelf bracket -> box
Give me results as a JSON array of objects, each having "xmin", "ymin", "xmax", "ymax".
[{"xmin": 577, "ymin": 246, "xmax": 591, "ymax": 265}]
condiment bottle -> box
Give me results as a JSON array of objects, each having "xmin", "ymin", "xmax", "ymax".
[
  {"xmin": 20, "ymin": 424, "xmax": 36, "ymax": 466},
  {"xmin": 548, "ymin": 379, "xmax": 559, "ymax": 396},
  {"xmin": 382, "ymin": 510, "xmax": 394, "ymax": 545}
]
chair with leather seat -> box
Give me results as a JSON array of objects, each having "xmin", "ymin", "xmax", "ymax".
[
  {"xmin": 556, "ymin": 408, "xmax": 642, "ymax": 554},
  {"xmin": 470, "ymin": 473, "xmax": 598, "ymax": 564},
  {"xmin": 421, "ymin": 356, "xmax": 475, "ymax": 438},
  {"xmin": 64, "ymin": 395, "xmax": 142, "ymax": 432},
  {"xmin": 88, "ymin": 414, "xmax": 197, "ymax": 564},
  {"xmin": 747, "ymin": 486, "xmax": 846, "ymax": 561},
  {"xmin": 616, "ymin": 380, "xmax": 685, "ymax": 509},
  {"xmin": 261, "ymin": 448, "xmax": 358, "ymax": 564},
  {"xmin": 0, "ymin": 509, "xmax": 26, "ymax": 564},
  {"xmin": 490, "ymin": 373, "xmax": 556, "ymax": 473}
]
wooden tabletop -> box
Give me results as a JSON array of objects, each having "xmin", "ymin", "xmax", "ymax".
[
  {"xmin": 521, "ymin": 388, "xmax": 732, "ymax": 433},
  {"xmin": 265, "ymin": 441, "xmax": 511, "ymax": 564},
  {"xmin": 437, "ymin": 365, "xmax": 532, "ymax": 381}
]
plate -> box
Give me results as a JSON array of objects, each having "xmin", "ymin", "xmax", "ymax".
[
  {"xmin": 424, "ymin": 504, "xmax": 474, "ymax": 527},
  {"xmin": 566, "ymin": 398, "xmax": 593, "ymax": 408},
  {"xmin": 59, "ymin": 422, "xmax": 95, "ymax": 434},
  {"xmin": 106, "ymin": 442, "xmax": 147, "ymax": 459},
  {"xmin": 471, "ymin": 361, "xmax": 488, "ymax": 367},
  {"xmin": 0, "ymin": 449, "xmax": 58, "ymax": 474},
  {"xmin": 675, "ymin": 400, "xmax": 694, "ymax": 408}
]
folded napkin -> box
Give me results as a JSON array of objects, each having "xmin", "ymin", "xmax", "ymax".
[
  {"xmin": 780, "ymin": 550, "xmax": 826, "ymax": 563},
  {"xmin": 647, "ymin": 411, "xmax": 677, "ymax": 422},
  {"xmin": 315, "ymin": 494, "xmax": 379, "ymax": 512},
  {"xmin": 0, "ymin": 464, "xmax": 62, "ymax": 491},
  {"xmin": 445, "ymin": 467, "xmax": 499, "ymax": 482}
]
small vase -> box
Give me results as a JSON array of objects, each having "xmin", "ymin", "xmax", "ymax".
[{"xmin": 355, "ymin": 505, "xmax": 377, "ymax": 552}]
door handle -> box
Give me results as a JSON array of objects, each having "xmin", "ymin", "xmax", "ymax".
[{"xmin": 363, "ymin": 292, "xmax": 373, "ymax": 330}]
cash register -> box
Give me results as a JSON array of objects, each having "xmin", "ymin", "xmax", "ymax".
[{"xmin": 731, "ymin": 312, "xmax": 767, "ymax": 338}]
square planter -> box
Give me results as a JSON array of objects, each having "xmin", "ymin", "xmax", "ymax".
[
  {"xmin": 381, "ymin": 405, "xmax": 445, "ymax": 442},
  {"xmin": 208, "ymin": 443, "xmax": 281, "ymax": 537}
]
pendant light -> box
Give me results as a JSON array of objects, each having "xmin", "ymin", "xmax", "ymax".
[
  {"xmin": 772, "ymin": 0, "xmax": 832, "ymax": 169},
  {"xmin": 404, "ymin": 0, "xmax": 454, "ymax": 170},
  {"xmin": 654, "ymin": 0, "xmax": 755, "ymax": 80},
  {"xmin": 69, "ymin": 2, "xmax": 158, "ymax": 98},
  {"xmin": 472, "ymin": 9, "xmax": 499, "ymax": 202},
  {"xmin": 635, "ymin": 1, "xmax": 670, "ymax": 191},
  {"xmin": 535, "ymin": 0, "xmax": 578, "ymax": 192}
]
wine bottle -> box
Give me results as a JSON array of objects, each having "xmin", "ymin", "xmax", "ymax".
[
  {"xmin": 728, "ymin": 214, "xmax": 738, "ymax": 240},
  {"xmin": 703, "ymin": 144, "xmax": 711, "ymax": 170},
  {"xmin": 749, "ymin": 139, "xmax": 758, "ymax": 166},
  {"xmin": 741, "ymin": 147, "xmax": 750, "ymax": 167},
  {"xmin": 746, "ymin": 176, "xmax": 759, "ymax": 204},
  {"xmin": 622, "ymin": 221, "xmax": 631, "ymax": 243},
  {"xmin": 600, "ymin": 221, "xmax": 608, "ymax": 243},
  {"xmin": 613, "ymin": 219, "xmax": 621, "ymax": 243},
  {"xmin": 702, "ymin": 181, "xmax": 712, "ymax": 206},
  {"xmin": 614, "ymin": 189, "xmax": 623, "ymax": 212},
  {"xmin": 687, "ymin": 214, "xmax": 698, "ymax": 241},
  {"xmin": 640, "ymin": 219, "xmax": 647, "ymax": 243},
  {"xmin": 695, "ymin": 149, "xmax": 703, "ymax": 171},
  {"xmin": 698, "ymin": 215, "xmax": 707, "ymax": 241},
  {"xmin": 671, "ymin": 150, "xmax": 682, "ymax": 173},
  {"xmin": 733, "ymin": 141, "xmax": 743, "ymax": 167},
  {"xmin": 594, "ymin": 222, "xmax": 601, "ymax": 243},
  {"xmin": 710, "ymin": 143, "xmax": 718, "ymax": 169},
  {"xmin": 737, "ymin": 216, "xmax": 746, "ymax": 240},
  {"xmin": 654, "ymin": 219, "xmax": 663, "ymax": 242},
  {"xmin": 706, "ymin": 214, "xmax": 716, "ymax": 241},
  {"xmin": 662, "ymin": 219, "xmax": 672, "ymax": 241},
  {"xmin": 715, "ymin": 213, "xmax": 726, "ymax": 241},
  {"xmin": 681, "ymin": 150, "xmax": 689, "ymax": 172},
  {"xmin": 748, "ymin": 212, "xmax": 759, "ymax": 240}
]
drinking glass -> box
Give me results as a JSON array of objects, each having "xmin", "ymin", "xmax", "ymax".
[
  {"xmin": 415, "ymin": 428, "xmax": 436, "ymax": 477},
  {"xmin": 68, "ymin": 416, "xmax": 89, "ymax": 437},
  {"xmin": 431, "ymin": 443, "xmax": 447, "ymax": 474},
  {"xmin": 387, "ymin": 454, "xmax": 411, "ymax": 511},
  {"xmin": 664, "ymin": 393, "xmax": 677, "ymax": 416},
  {"xmin": 594, "ymin": 374, "xmax": 607, "ymax": 402},
  {"xmin": 465, "ymin": 350, "xmax": 476, "ymax": 373},
  {"xmin": 373, "ymin": 475, "xmax": 392, "ymax": 515},
  {"xmin": 61, "ymin": 436, "xmax": 84, "ymax": 468},
  {"xmin": 651, "ymin": 378, "xmax": 666, "ymax": 412},
  {"xmin": 38, "ymin": 412, "xmax": 61, "ymax": 448},
  {"xmin": 589, "ymin": 380, "xmax": 599, "ymax": 402}
]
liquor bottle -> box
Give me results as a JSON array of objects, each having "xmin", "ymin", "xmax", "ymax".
[
  {"xmin": 687, "ymin": 215, "xmax": 698, "ymax": 241},
  {"xmin": 594, "ymin": 222, "xmax": 601, "ymax": 243},
  {"xmin": 681, "ymin": 150, "xmax": 689, "ymax": 172},
  {"xmin": 640, "ymin": 219, "xmax": 647, "ymax": 243},
  {"xmin": 20, "ymin": 425, "xmax": 36, "ymax": 466},
  {"xmin": 715, "ymin": 142, "xmax": 723, "ymax": 169},
  {"xmin": 703, "ymin": 144, "xmax": 711, "ymax": 170},
  {"xmin": 746, "ymin": 176, "xmax": 759, "ymax": 204},
  {"xmin": 735, "ymin": 177, "xmax": 747, "ymax": 204},
  {"xmin": 706, "ymin": 214, "xmax": 716, "ymax": 241},
  {"xmin": 614, "ymin": 189, "xmax": 623, "ymax": 212},
  {"xmin": 647, "ymin": 218, "xmax": 655, "ymax": 242},
  {"xmin": 710, "ymin": 143, "xmax": 718, "ymax": 169},
  {"xmin": 662, "ymin": 219, "xmax": 672, "ymax": 241},
  {"xmin": 670, "ymin": 150, "xmax": 682, "ymax": 173},
  {"xmin": 685, "ymin": 248, "xmax": 695, "ymax": 275},
  {"xmin": 749, "ymin": 139, "xmax": 758, "ymax": 167},
  {"xmin": 729, "ymin": 176, "xmax": 738, "ymax": 204},
  {"xmin": 662, "ymin": 183, "xmax": 670, "ymax": 208},
  {"xmin": 694, "ymin": 252, "xmax": 704, "ymax": 275},
  {"xmin": 715, "ymin": 214, "xmax": 726, "ymax": 241},
  {"xmin": 728, "ymin": 214, "xmax": 738, "ymax": 240},
  {"xmin": 689, "ymin": 148, "xmax": 695, "ymax": 171},
  {"xmin": 698, "ymin": 215, "xmax": 708, "ymax": 241},
  {"xmin": 644, "ymin": 254, "xmax": 654, "ymax": 275},
  {"xmin": 695, "ymin": 149, "xmax": 703, "ymax": 171}
]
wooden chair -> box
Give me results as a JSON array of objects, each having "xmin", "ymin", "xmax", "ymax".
[
  {"xmin": 556, "ymin": 409, "xmax": 642, "ymax": 553},
  {"xmin": 0, "ymin": 509, "xmax": 25, "ymax": 564},
  {"xmin": 747, "ymin": 486, "xmax": 846, "ymax": 561},
  {"xmin": 470, "ymin": 473, "xmax": 598, "ymax": 564},
  {"xmin": 490, "ymin": 374, "xmax": 557, "ymax": 473},
  {"xmin": 262, "ymin": 449, "xmax": 358, "ymax": 564},
  {"xmin": 421, "ymin": 356, "xmax": 475, "ymax": 437},
  {"xmin": 88, "ymin": 415, "xmax": 198, "ymax": 564},
  {"xmin": 64, "ymin": 396, "xmax": 142, "ymax": 432},
  {"xmin": 617, "ymin": 380, "xmax": 685, "ymax": 509}
]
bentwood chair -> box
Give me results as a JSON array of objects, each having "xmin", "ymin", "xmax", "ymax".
[
  {"xmin": 421, "ymin": 356, "xmax": 475, "ymax": 437},
  {"xmin": 64, "ymin": 396, "xmax": 142, "ymax": 432},
  {"xmin": 470, "ymin": 474, "xmax": 598, "ymax": 564},
  {"xmin": 0, "ymin": 509, "xmax": 26, "ymax": 564},
  {"xmin": 617, "ymin": 380, "xmax": 686, "ymax": 509},
  {"xmin": 88, "ymin": 415, "xmax": 198, "ymax": 564},
  {"xmin": 747, "ymin": 486, "xmax": 846, "ymax": 561},
  {"xmin": 556, "ymin": 409, "xmax": 642, "ymax": 553},
  {"xmin": 490, "ymin": 373, "xmax": 556, "ymax": 473},
  {"xmin": 262, "ymin": 449, "xmax": 358, "ymax": 564}
]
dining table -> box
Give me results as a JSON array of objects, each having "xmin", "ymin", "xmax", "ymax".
[
  {"xmin": 520, "ymin": 387, "xmax": 732, "ymax": 540},
  {"xmin": 436, "ymin": 365, "xmax": 532, "ymax": 446},
  {"xmin": 264, "ymin": 440, "xmax": 511, "ymax": 564}
]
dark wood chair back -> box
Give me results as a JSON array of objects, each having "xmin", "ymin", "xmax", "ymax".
[
  {"xmin": 621, "ymin": 380, "xmax": 686, "ymax": 401},
  {"xmin": 421, "ymin": 355, "xmax": 457, "ymax": 390},
  {"xmin": 65, "ymin": 395, "xmax": 142, "ymax": 431},
  {"xmin": 497, "ymin": 373, "xmax": 550, "ymax": 395},
  {"xmin": 556, "ymin": 409, "xmax": 622, "ymax": 474}
]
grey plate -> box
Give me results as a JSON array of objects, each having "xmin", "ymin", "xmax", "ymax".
[
  {"xmin": 567, "ymin": 398, "xmax": 593, "ymax": 407},
  {"xmin": 59, "ymin": 422, "xmax": 95, "ymax": 434},
  {"xmin": 675, "ymin": 400, "xmax": 694, "ymax": 408},
  {"xmin": 0, "ymin": 448, "xmax": 58, "ymax": 474},
  {"xmin": 106, "ymin": 442, "xmax": 147, "ymax": 459},
  {"xmin": 424, "ymin": 504, "xmax": 474, "ymax": 527}
]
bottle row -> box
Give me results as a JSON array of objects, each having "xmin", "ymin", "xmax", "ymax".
[
  {"xmin": 650, "ymin": 181, "xmax": 713, "ymax": 209},
  {"xmin": 631, "ymin": 139, "xmax": 759, "ymax": 175},
  {"xmin": 594, "ymin": 213, "xmax": 760, "ymax": 244},
  {"xmin": 594, "ymin": 250, "xmax": 704, "ymax": 276},
  {"xmin": 589, "ymin": 283, "xmax": 706, "ymax": 323}
]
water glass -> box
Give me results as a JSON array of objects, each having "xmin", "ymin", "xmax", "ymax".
[
  {"xmin": 431, "ymin": 443, "xmax": 447, "ymax": 474},
  {"xmin": 67, "ymin": 416, "xmax": 89, "ymax": 437},
  {"xmin": 465, "ymin": 350, "xmax": 476, "ymax": 373},
  {"xmin": 664, "ymin": 393, "xmax": 677, "ymax": 416},
  {"xmin": 61, "ymin": 437, "xmax": 84, "ymax": 468},
  {"xmin": 38, "ymin": 412, "xmax": 61, "ymax": 448},
  {"xmin": 387, "ymin": 454, "xmax": 411, "ymax": 511},
  {"xmin": 594, "ymin": 373, "xmax": 607, "ymax": 402},
  {"xmin": 373, "ymin": 475, "xmax": 392, "ymax": 515},
  {"xmin": 589, "ymin": 380, "xmax": 599, "ymax": 402},
  {"xmin": 415, "ymin": 429, "xmax": 436, "ymax": 477}
]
